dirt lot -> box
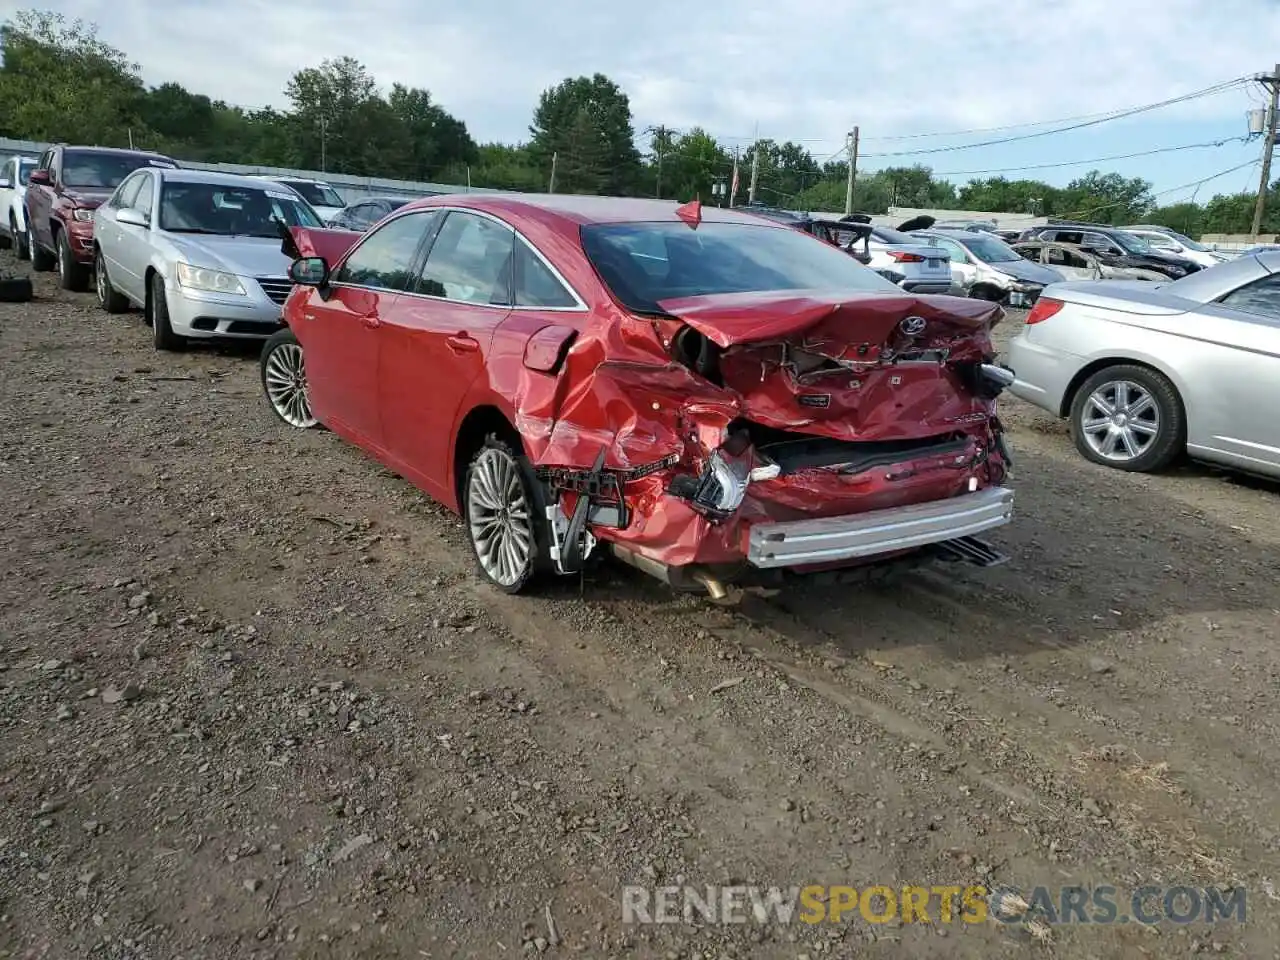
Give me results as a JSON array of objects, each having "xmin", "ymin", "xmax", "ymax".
[{"xmin": 1, "ymin": 250, "xmax": 1278, "ymax": 960}]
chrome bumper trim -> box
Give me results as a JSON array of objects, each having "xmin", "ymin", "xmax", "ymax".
[{"xmin": 747, "ymin": 487, "xmax": 1014, "ymax": 569}]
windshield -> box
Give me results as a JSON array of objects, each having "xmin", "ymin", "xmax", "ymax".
[
  {"xmin": 63, "ymin": 150, "xmax": 174, "ymax": 188},
  {"xmin": 16, "ymin": 159, "xmax": 36, "ymax": 185},
  {"xmin": 955, "ymin": 234, "xmax": 1022, "ymax": 263},
  {"xmin": 580, "ymin": 221, "xmax": 899, "ymax": 313},
  {"xmin": 1159, "ymin": 230, "xmax": 1208, "ymax": 252},
  {"xmin": 159, "ymin": 182, "xmax": 324, "ymax": 235},
  {"xmin": 1114, "ymin": 231, "xmax": 1150, "ymax": 254},
  {"xmin": 280, "ymin": 180, "xmax": 343, "ymax": 208}
]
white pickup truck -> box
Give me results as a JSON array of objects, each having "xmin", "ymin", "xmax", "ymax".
[{"xmin": 0, "ymin": 154, "xmax": 38, "ymax": 259}]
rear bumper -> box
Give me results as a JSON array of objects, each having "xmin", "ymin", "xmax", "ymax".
[{"xmin": 746, "ymin": 486, "xmax": 1014, "ymax": 569}]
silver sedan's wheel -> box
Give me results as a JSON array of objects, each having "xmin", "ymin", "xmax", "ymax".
[
  {"xmin": 1078, "ymin": 379, "xmax": 1159, "ymax": 462},
  {"xmin": 260, "ymin": 332, "xmax": 317, "ymax": 429},
  {"xmin": 1069, "ymin": 364, "xmax": 1184, "ymax": 473},
  {"xmin": 466, "ymin": 446, "xmax": 534, "ymax": 589}
]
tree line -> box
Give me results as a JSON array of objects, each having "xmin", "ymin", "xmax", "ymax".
[{"xmin": 0, "ymin": 8, "xmax": 1272, "ymax": 236}]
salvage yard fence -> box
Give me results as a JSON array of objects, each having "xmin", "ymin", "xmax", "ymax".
[{"xmin": 0, "ymin": 136, "xmax": 499, "ymax": 204}]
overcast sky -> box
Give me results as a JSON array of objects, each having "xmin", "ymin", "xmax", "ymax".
[{"xmin": 41, "ymin": 0, "xmax": 1280, "ymax": 198}]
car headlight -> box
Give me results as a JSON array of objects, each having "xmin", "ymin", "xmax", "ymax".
[
  {"xmin": 175, "ymin": 262, "xmax": 246, "ymax": 296},
  {"xmin": 72, "ymin": 208, "xmax": 93, "ymax": 222}
]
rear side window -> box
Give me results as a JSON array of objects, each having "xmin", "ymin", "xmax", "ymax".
[
  {"xmin": 581, "ymin": 220, "xmax": 896, "ymax": 313},
  {"xmin": 416, "ymin": 211, "xmax": 514, "ymax": 305},
  {"xmin": 334, "ymin": 211, "xmax": 440, "ymax": 291},
  {"xmin": 514, "ymin": 241, "xmax": 577, "ymax": 308},
  {"xmin": 1219, "ymin": 274, "xmax": 1280, "ymax": 320}
]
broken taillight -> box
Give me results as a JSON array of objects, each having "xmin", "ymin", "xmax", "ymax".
[
  {"xmin": 1025, "ymin": 298, "xmax": 1065, "ymax": 325},
  {"xmin": 888, "ymin": 251, "xmax": 925, "ymax": 263}
]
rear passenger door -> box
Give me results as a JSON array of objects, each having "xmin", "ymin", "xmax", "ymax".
[{"xmin": 377, "ymin": 210, "xmax": 515, "ymax": 501}]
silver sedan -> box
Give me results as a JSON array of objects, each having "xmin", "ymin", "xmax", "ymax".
[
  {"xmin": 1007, "ymin": 251, "xmax": 1280, "ymax": 477},
  {"xmin": 93, "ymin": 168, "xmax": 325, "ymax": 350}
]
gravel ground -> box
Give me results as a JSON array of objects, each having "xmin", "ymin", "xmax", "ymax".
[{"xmin": 2, "ymin": 251, "xmax": 1279, "ymax": 959}]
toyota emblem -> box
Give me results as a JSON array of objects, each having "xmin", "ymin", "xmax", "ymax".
[{"xmin": 900, "ymin": 316, "xmax": 927, "ymax": 335}]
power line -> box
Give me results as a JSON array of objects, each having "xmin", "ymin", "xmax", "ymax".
[
  {"xmin": 1060, "ymin": 158, "xmax": 1264, "ymax": 220},
  {"xmin": 928, "ymin": 136, "xmax": 1251, "ymax": 177},
  {"xmin": 857, "ymin": 77, "xmax": 1251, "ymax": 159},
  {"xmin": 859, "ymin": 76, "xmax": 1251, "ymax": 142}
]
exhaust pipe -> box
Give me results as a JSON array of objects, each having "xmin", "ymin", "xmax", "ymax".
[
  {"xmin": 610, "ymin": 544, "xmax": 730, "ymax": 599},
  {"xmin": 691, "ymin": 570, "xmax": 729, "ymax": 601}
]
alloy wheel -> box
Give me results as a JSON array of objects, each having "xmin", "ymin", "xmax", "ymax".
[
  {"xmin": 95, "ymin": 255, "xmax": 107, "ymax": 304},
  {"xmin": 466, "ymin": 447, "xmax": 533, "ymax": 587},
  {"xmin": 263, "ymin": 341, "xmax": 317, "ymax": 428},
  {"xmin": 1078, "ymin": 379, "xmax": 1160, "ymax": 462}
]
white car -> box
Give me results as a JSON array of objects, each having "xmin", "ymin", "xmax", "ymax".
[
  {"xmin": 1121, "ymin": 226, "xmax": 1230, "ymax": 268},
  {"xmin": 0, "ymin": 154, "xmax": 38, "ymax": 259},
  {"xmin": 249, "ymin": 175, "xmax": 344, "ymax": 223}
]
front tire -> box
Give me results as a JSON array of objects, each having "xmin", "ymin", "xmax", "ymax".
[
  {"xmin": 12, "ymin": 215, "xmax": 29, "ymax": 260},
  {"xmin": 56, "ymin": 228, "xmax": 91, "ymax": 291},
  {"xmin": 463, "ymin": 437, "xmax": 551, "ymax": 594},
  {"xmin": 28, "ymin": 221, "xmax": 54, "ymax": 271},
  {"xmin": 150, "ymin": 272, "xmax": 186, "ymax": 351},
  {"xmin": 95, "ymin": 249, "xmax": 129, "ymax": 313},
  {"xmin": 1069, "ymin": 364, "xmax": 1184, "ymax": 472},
  {"xmin": 260, "ymin": 328, "xmax": 317, "ymax": 428}
]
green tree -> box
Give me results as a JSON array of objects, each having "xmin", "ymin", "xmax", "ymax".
[
  {"xmin": 285, "ymin": 56, "xmax": 382, "ymax": 173},
  {"xmin": 388, "ymin": 84, "xmax": 477, "ymax": 180},
  {"xmin": 1057, "ymin": 170, "xmax": 1154, "ymax": 224},
  {"xmin": 529, "ymin": 74, "xmax": 641, "ymax": 195},
  {"xmin": 0, "ymin": 10, "xmax": 146, "ymax": 146}
]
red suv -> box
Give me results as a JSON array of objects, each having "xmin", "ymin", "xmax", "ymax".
[{"xmin": 24, "ymin": 145, "xmax": 178, "ymax": 290}]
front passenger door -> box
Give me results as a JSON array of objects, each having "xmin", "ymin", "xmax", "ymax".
[
  {"xmin": 298, "ymin": 211, "xmax": 440, "ymax": 450},
  {"xmin": 377, "ymin": 210, "xmax": 515, "ymax": 499}
]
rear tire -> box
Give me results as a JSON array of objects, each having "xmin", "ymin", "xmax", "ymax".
[
  {"xmin": 150, "ymin": 273, "xmax": 186, "ymax": 351},
  {"xmin": 56, "ymin": 228, "xmax": 90, "ymax": 292},
  {"xmin": 463, "ymin": 436, "xmax": 553, "ymax": 595},
  {"xmin": 95, "ymin": 249, "xmax": 130, "ymax": 313},
  {"xmin": 1069, "ymin": 364, "xmax": 1184, "ymax": 473},
  {"xmin": 28, "ymin": 220, "xmax": 54, "ymax": 271}
]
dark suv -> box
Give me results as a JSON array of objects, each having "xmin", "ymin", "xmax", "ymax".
[
  {"xmin": 1015, "ymin": 222, "xmax": 1200, "ymax": 279},
  {"xmin": 24, "ymin": 145, "xmax": 178, "ymax": 290}
]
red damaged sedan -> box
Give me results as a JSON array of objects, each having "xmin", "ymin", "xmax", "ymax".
[{"xmin": 259, "ymin": 194, "xmax": 1016, "ymax": 595}]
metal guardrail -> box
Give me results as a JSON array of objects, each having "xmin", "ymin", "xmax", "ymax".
[{"xmin": 0, "ymin": 136, "xmax": 498, "ymax": 204}]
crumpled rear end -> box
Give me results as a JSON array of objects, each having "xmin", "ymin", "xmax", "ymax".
[{"xmin": 508, "ymin": 290, "xmax": 1015, "ymax": 580}]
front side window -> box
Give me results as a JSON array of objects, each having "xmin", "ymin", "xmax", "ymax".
[
  {"xmin": 333, "ymin": 210, "xmax": 440, "ymax": 290},
  {"xmin": 1219, "ymin": 273, "xmax": 1280, "ymax": 321},
  {"xmin": 61, "ymin": 151, "xmax": 174, "ymax": 189},
  {"xmin": 581, "ymin": 220, "xmax": 898, "ymax": 314},
  {"xmin": 416, "ymin": 211, "xmax": 514, "ymax": 305},
  {"xmin": 159, "ymin": 182, "xmax": 324, "ymax": 235},
  {"xmin": 133, "ymin": 173, "xmax": 155, "ymax": 218},
  {"xmin": 109, "ymin": 172, "xmax": 146, "ymax": 210}
]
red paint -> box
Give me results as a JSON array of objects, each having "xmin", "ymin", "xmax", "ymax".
[
  {"xmin": 675, "ymin": 198, "xmax": 702, "ymax": 228},
  {"xmin": 282, "ymin": 195, "xmax": 1011, "ymax": 574}
]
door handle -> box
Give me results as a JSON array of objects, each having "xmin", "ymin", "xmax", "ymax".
[
  {"xmin": 447, "ymin": 333, "xmax": 479, "ymax": 353},
  {"xmin": 360, "ymin": 315, "xmax": 381, "ymax": 329}
]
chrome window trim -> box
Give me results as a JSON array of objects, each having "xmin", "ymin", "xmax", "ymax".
[{"xmin": 327, "ymin": 205, "xmax": 589, "ymax": 313}]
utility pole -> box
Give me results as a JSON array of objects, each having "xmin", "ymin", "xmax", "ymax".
[
  {"xmin": 844, "ymin": 126, "xmax": 860, "ymax": 216},
  {"xmin": 748, "ymin": 146, "xmax": 760, "ymax": 205},
  {"xmin": 1253, "ymin": 65, "xmax": 1280, "ymax": 238},
  {"xmin": 317, "ymin": 116, "xmax": 329, "ymax": 173},
  {"xmin": 652, "ymin": 125, "xmax": 668, "ymax": 198},
  {"xmin": 548, "ymin": 152, "xmax": 558, "ymax": 193}
]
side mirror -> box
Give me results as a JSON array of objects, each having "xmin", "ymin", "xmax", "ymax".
[
  {"xmin": 27, "ymin": 169, "xmax": 51, "ymax": 186},
  {"xmin": 0, "ymin": 177, "xmax": 11, "ymax": 189},
  {"xmin": 117, "ymin": 208, "xmax": 149, "ymax": 227},
  {"xmin": 289, "ymin": 256, "xmax": 329, "ymax": 286}
]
